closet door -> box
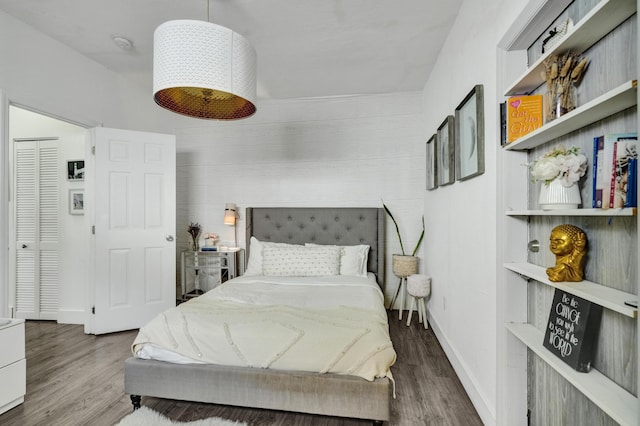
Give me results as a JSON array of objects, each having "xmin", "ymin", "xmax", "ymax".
[{"xmin": 13, "ymin": 140, "xmax": 59, "ymax": 320}]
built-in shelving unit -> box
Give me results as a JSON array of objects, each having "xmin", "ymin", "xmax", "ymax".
[
  {"xmin": 505, "ymin": 322, "xmax": 638, "ymax": 426},
  {"xmin": 505, "ymin": 262, "xmax": 637, "ymax": 318},
  {"xmin": 505, "ymin": 207, "xmax": 636, "ymax": 216},
  {"xmin": 497, "ymin": 0, "xmax": 638, "ymax": 424},
  {"xmin": 504, "ymin": 0, "xmax": 637, "ymax": 96},
  {"xmin": 505, "ymin": 80, "xmax": 637, "ymax": 151}
]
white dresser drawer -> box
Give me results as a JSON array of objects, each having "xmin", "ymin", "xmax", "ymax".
[
  {"xmin": 0, "ymin": 358, "xmax": 26, "ymax": 415},
  {"xmin": 0, "ymin": 320, "xmax": 25, "ymax": 367}
]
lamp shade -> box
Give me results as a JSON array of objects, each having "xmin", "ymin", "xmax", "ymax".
[
  {"xmin": 153, "ymin": 20, "xmax": 257, "ymax": 120},
  {"xmin": 224, "ymin": 203, "xmax": 237, "ymax": 226}
]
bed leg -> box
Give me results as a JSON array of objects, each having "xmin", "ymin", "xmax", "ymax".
[{"xmin": 130, "ymin": 395, "xmax": 141, "ymax": 410}]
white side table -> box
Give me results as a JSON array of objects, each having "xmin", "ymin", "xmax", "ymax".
[
  {"xmin": 406, "ymin": 275, "xmax": 431, "ymax": 329},
  {"xmin": 0, "ymin": 319, "xmax": 26, "ymax": 414}
]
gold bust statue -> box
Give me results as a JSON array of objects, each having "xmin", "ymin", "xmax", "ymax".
[{"xmin": 546, "ymin": 224, "xmax": 587, "ymax": 282}]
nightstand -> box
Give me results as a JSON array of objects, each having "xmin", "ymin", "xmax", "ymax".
[
  {"xmin": 180, "ymin": 249, "xmax": 245, "ymax": 301},
  {"xmin": 0, "ymin": 319, "xmax": 25, "ymax": 415}
]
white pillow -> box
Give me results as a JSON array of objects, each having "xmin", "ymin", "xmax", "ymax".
[
  {"xmin": 262, "ymin": 245, "xmax": 341, "ymax": 277},
  {"xmin": 306, "ymin": 243, "xmax": 370, "ymax": 277},
  {"xmin": 244, "ymin": 236, "xmax": 301, "ymax": 276}
]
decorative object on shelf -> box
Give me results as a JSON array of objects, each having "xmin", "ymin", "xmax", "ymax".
[
  {"xmin": 204, "ymin": 232, "xmax": 219, "ymax": 247},
  {"xmin": 541, "ymin": 18, "xmax": 573, "ymax": 54},
  {"xmin": 406, "ymin": 274, "xmax": 431, "ymax": 329},
  {"xmin": 382, "ymin": 202, "xmax": 425, "ymax": 318},
  {"xmin": 546, "ymin": 224, "xmax": 586, "ymax": 282},
  {"xmin": 529, "ymin": 146, "xmax": 587, "ymax": 210},
  {"xmin": 152, "ymin": 1, "xmax": 257, "ymax": 120},
  {"xmin": 426, "ymin": 134, "xmax": 438, "ymax": 190},
  {"xmin": 455, "ymin": 84, "xmax": 485, "ymax": 181},
  {"xmin": 543, "ymin": 289, "xmax": 602, "ymax": 372},
  {"xmin": 542, "ymin": 52, "xmax": 588, "ymax": 121},
  {"xmin": 437, "ymin": 115, "xmax": 455, "ymax": 186},
  {"xmin": 506, "ymin": 95, "xmax": 543, "ymax": 143},
  {"xmin": 187, "ymin": 222, "xmax": 201, "ymax": 251}
]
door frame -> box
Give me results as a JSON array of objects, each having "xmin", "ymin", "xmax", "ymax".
[{"xmin": 0, "ymin": 92, "xmax": 97, "ymax": 319}]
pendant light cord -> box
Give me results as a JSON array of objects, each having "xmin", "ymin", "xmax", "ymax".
[{"xmin": 207, "ymin": 0, "xmax": 210, "ymax": 22}]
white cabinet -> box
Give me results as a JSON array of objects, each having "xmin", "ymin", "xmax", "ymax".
[
  {"xmin": 497, "ymin": 0, "xmax": 638, "ymax": 424},
  {"xmin": 0, "ymin": 319, "xmax": 26, "ymax": 415}
]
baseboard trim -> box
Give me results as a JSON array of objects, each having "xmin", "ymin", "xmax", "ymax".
[
  {"xmin": 57, "ymin": 309, "xmax": 85, "ymax": 325},
  {"xmin": 427, "ymin": 312, "xmax": 497, "ymax": 426}
]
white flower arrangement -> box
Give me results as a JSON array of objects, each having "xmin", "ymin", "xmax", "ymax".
[{"xmin": 529, "ymin": 146, "xmax": 587, "ymax": 187}]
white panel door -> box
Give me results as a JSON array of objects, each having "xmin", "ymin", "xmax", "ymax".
[
  {"xmin": 91, "ymin": 127, "xmax": 175, "ymax": 334},
  {"xmin": 13, "ymin": 139, "xmax": 59, "ymax": 320}
]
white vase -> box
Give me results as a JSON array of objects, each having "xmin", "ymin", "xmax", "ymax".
[{"xmin": 539, "ymin": 179, "xmax": 581, "ymax": 210}]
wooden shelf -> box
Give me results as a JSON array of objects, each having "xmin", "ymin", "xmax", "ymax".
[
  {"xmin": 504, "ymin": 262, "xmax": 638, "ymax": 318},
  {"xmin": 506, "ymin": 208, "xmax": 637, "ymax": 216},
  {"xmin": 504, "ymin": 80, "xmax": 637, "ymax": 151},
  {"xmin": 505, "ymin": 323, "xmax": 639, "ymax": 426},
  {"xmin": 504, "ymin": 0, "xmax": 637, "ymax": 96}
]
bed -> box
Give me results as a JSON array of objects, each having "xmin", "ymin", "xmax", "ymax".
[{"xmin": 124, "ymin": 207, "xmax": 394, "ymax": 424}]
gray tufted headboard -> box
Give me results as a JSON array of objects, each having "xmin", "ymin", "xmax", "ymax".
[{"xmin": 245, "ymin": 207, "xmax": 385, "ymax": 287}]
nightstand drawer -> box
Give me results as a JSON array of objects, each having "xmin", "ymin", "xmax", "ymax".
[
  {"xmin": 0, "ymin": 358, "xmax": 26, "ymax": 415},
  {"xmin": 0, "ymin": 321, "xmax": 25, "ymax": 367}
]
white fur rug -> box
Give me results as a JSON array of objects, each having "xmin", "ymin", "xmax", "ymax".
[{"xmin": 116, "ymin": 406, "xmax": 247, "ymax": 426}]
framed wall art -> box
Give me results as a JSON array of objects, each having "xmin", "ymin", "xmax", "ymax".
[
  {"xmin": 67, "ymin": 160, "xmax": 85, "ymax": 181},
  {"xmin": 426, "ymin": 134, "xmax": 438, "ymax": 190},
  {"xmin": 69, "ymin": 189, "xmax": 85, "ymax": 215},
  {"xmin": 437, "ymin": 115, "xmax": 455, "ymax": 186},
  {"xmin": 455, "ymin": 84, "xmax": 485, "ymax": 181}
]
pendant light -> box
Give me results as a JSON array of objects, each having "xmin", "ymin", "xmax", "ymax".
[{"xmin": 153, "ymin": 2, "xmax": 257, "ymax": 120}]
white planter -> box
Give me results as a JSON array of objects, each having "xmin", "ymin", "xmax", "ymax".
[{"xmin": 539, "ymin": 179, "xmax": 581, "ymax": 210}]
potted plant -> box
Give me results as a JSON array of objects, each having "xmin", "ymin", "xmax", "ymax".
[
  {"xmin": 528, "ymin": 145, "xmax": 587, "ymax": 210},
  {"xmin": 382, "ymin": 202, "xmax": 425, "ymax": 310}
]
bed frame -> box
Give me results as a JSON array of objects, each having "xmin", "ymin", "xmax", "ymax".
[{"xmin": 124, "ymin": 207, "xmax": 390, "ymax": 424}]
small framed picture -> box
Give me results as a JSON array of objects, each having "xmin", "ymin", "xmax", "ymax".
[
  {"xmin": 426, "ymin": 134, "xmax": 438, "ymax": 190},
  {"xmin": 455, "ymin": 84, "xmax": 485, "ymax": 181},
  {"xmin": 69, "ymin": 189, "xmax": 85, "ymax": 215},
  {"xmin": 67, "ymin": 160, "xmax": 85, "ymax": 181},
  {"xmin": 437, "ymin": 115, "xmax": 455, "ymax": 186}
]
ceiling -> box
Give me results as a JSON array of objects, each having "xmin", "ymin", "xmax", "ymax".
[{"xmin": 0, "ymin": 0, "xmax": 463, "ymax": 100}]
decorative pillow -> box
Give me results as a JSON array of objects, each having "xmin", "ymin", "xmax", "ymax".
[
  {"xmin": 262, "ymin": 245, "xmax": 341, "ymax": 277},
  {"xmin": 305, "ymin": 243, "xmax": 370, "ymax": 277},
  {"xmin": 244, "ymin": 237, "xmax": 301, "ymax": 276}
]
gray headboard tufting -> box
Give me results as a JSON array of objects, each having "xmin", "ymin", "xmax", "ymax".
[{"xmin": 245, "ymin": 207, "xmax": 385, "ymax": 287}]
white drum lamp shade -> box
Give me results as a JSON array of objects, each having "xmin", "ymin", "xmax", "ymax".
[{"xmin": 153, "ymin": 20, "xmax": 257, "ymax": 120}]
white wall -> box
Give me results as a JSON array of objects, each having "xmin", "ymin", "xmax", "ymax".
[
  {"xmin": 171, "ymin": 93, "xmax": 428, "ymax": 301},
  {"xmin": 421, "ymin": 0, "xmax": 527, "ymax": 424}
]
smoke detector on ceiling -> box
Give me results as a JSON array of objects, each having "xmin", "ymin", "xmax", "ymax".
[{"xmin": 111, "ymin": 35, "xmax": 133, "ymax": 50}]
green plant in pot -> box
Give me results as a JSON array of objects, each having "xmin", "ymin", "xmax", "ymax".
[{"xmin": 383, "ymin": 202, "xmax": 425, "ymax": 311}]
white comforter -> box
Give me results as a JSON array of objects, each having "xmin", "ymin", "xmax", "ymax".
[{"xmin": 132, "ymin": 274, "xmax": 396, "ymax": 381}]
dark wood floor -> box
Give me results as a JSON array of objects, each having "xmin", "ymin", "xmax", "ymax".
[{"xmin": 0, "ymin": 312, "xmax": 482, "ymax": 426}]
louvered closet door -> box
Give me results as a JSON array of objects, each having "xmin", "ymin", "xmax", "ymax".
[{"xmin": 14, "ymin": 140, "xmax": 59, "ymax": 320}]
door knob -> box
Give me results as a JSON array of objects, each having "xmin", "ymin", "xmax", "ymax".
[{"xmin": 166, "ymin": 235, "xmax": 174, "ymax": 242}]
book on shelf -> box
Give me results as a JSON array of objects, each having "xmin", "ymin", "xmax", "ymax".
[
  {"xmin": 611, "ymin": 138, "xmax": 638, "ymax": 208},
  {"xmin": 626, "ymin": 157, "xmax": 637, "ymax": 207},
  {"xmin": 500, "ymin": 102, "xmax": 507, "ymax": 146},
  {"xmin": 592, "ymin": 132, "xmax": 637, "ymax": 209},
  {"xmin": 506, "ymin": 95, "xmax": 543, "ymax": 143}
]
